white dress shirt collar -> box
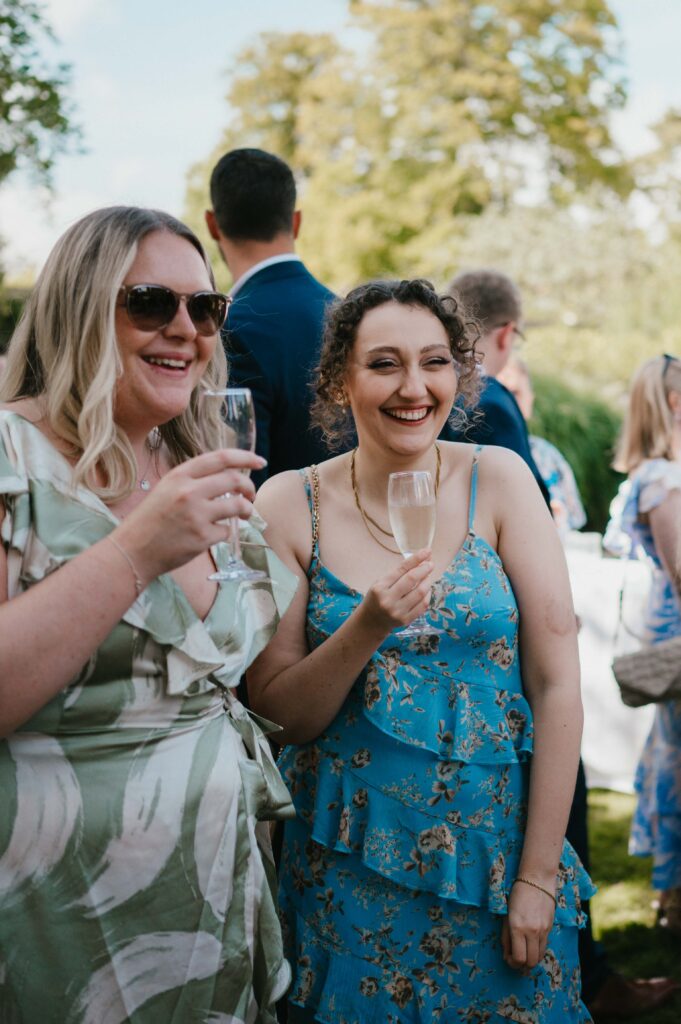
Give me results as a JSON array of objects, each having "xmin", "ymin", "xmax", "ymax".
[{"xmin": 229, "ymin": 254, "xmax": 302, "ymax": 298}]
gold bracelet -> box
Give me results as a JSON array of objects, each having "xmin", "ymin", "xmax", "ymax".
[
  {"xmin": 513, "ymin": 876, "xmax": 557, "ymax": 907},
  {"xmin": 107, "ymin": 536, "xmax": 144, "ymax": 596}
]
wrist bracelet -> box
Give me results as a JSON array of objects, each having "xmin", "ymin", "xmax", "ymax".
[
  {"xmin": 107, "ymin": 536, "xmax": 144, "ymax": 596},
  {"xmin": 513, "ymin": 876, "xmax": 557, "ymax": 907}
]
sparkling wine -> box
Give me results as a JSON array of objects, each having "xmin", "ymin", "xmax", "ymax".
[{"xmin": 388, "ymin": 501, "xmax": 436, "ymax": 557}]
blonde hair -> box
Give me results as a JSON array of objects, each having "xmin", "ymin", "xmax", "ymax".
[
  {"xmin": 0, "ymin": 206, "xmax": 228, "ymax": 501},
  {"xmin": 614, "ymin": 355, "xmax": 681, "ymax": 473}
]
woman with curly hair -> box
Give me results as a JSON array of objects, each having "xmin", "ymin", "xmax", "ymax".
[{"xmin": 248, "ymin": 279, "xmax": 593, "ymax": 1022}]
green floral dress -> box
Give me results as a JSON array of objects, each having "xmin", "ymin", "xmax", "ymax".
[{"xmin": 0, "ymin": 411, "xmax": 297, "ymax": 1024}]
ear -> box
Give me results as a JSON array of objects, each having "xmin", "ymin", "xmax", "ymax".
[
  {"xmin": 205, "ymin": 209, "xmax": 220, "ymax": 241},
  {"xmin": 292, "ymin": 209, "xmax": 302, "ymax": 239},
  {"xmin": 668, "ymin": 389, "xmax": 681, "ymax": 417},
  {"xmin": 497, "ymin": 322, "xmax": 516, "ymax": 355}
]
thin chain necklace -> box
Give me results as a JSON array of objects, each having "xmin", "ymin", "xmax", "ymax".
[
  {"xmin": 138, "ymin": 428, "xmax": 162, "ymax": 491},
  {"xmin": 350, "ymin": 443, "xmax": 441, "ymax": 554}
]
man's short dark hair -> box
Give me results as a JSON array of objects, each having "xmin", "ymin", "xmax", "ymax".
[
  {"xmin": 209, "ymin": 148, "xmax": 296, "ymax": 242},
  {"xmin": 448, "ymin": 269, "xmax": 522, "ymax": 333}
]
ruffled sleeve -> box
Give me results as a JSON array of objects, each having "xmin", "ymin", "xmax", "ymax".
[
  {"xmin": 0, "ymin": 415, "xmax": 36, "ymax": 599},
  {"xmin": 604, "ymin": 459, "xmax": 681, "ymax": 562},
  {"xmin": 638, "ymin": 459, "xmax": 681, "ymax": 515}
]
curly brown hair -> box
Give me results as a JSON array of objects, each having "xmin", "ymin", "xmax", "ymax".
[{"xmin": 312, "ymin": 278, "xmax": 479, "ymax": 448}]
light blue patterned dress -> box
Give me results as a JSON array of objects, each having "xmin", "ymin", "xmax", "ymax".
[
  {"xmin": 278, "ymin": 450, "xmax": 594, "ymax": 1023},
  {"xmin": 605, "ymin": 458, "xmax": 681, "ymax": 890}
]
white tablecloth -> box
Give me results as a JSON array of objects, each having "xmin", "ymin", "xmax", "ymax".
[{"xmin": 564, "ymin": 532, "xmax": 654, "ymax": 793}]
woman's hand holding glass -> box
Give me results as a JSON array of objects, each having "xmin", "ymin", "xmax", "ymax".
[
  {"xmin": 357, "ymin": 550, "xmax": 434, "ymax": 639},
  {"xmin": 202, "ymin": 387, "xmax": 268, "ymax": 582},
  {"xmin": 113, "ymin": 448, "xmax": 265, "ymax": 585},
  {"xmin": 387, "ymin": 470, "xmax": 443, "ymax": 636}
]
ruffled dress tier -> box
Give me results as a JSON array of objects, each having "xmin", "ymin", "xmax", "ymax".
[
  {"xmin": 606, "ymin": 458, "xmax": 681, "ymax": 891},
  {"xmin": 279, "ymin": 453, "xmax": 593, "ymax": 1023},
  {"xmin": 0, "ymin": 411, "xmax": 298, "ymax": 1024}
]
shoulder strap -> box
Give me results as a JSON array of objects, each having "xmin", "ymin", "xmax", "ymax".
[
  {"xmin": 468, "ymin": 446, "xmax": 482, "ymax": 533},
  {"xmin": 298, "ymin": 465, "xmax": 320, "ymax": 559}
]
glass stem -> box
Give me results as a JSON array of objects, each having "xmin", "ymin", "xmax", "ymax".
[{"xmin": 229, "ymin": 517, "xmax": 243, "ymax": 564}]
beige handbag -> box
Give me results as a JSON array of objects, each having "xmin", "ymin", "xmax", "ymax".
[
  {"xmin": 611, "ymin": 573, "xmax": 681, "ymax": 706},
  {"xmin": 612, "ymin": 635, "xmax": 681, "ymax": 707}
]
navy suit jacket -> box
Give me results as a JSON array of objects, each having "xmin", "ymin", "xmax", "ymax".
[
  {"xmin": 223, "ymin": 260, "xmax": 337, "ymax": 488},
  {"xmin": 440, "ymin": 375, "xmax": 551, "ymax": 506}
]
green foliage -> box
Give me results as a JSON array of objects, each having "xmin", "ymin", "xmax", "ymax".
[
  {"xmin": 0, "ymin": 289, "xmax": 26, "ymax": 351},
  {"xmin": 588, "ymin": 789, "xmax": 681, "ymax": 1016},
  {"xmin": 185, "ymin": 0, "xmax": 631, "ymax": 291},
  {"xmin": 0, "ymin": 0, "xmax": 78, "ymax": 186},
  {"xmin": 529, "ymin": 372, "xmax": 623, "ymax": 532}
]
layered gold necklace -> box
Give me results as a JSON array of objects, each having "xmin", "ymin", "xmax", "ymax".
[{"xmin": 350, "ymin": 443, "xmax": 442, "ymax": 553}]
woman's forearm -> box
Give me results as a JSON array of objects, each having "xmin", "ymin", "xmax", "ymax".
[
  {"xmin": 517, "ymin": 684, "xmax": 583, "ymax": 888},
  {"xmin": 248, "ymin": 605, "xmax": 389, "ymax": 745},
  {"xmin": 0, "ymin": 534, "xmax": 151, "ymax": 737}
]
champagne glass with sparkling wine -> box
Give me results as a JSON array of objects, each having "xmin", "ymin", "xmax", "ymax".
[
  {"xmin": 388, "ymin": 470, "xmax": 442, "ymax": 636},
  {"xmin": 202, "ymin": 387, "xmax": 267, "ymax": 583}
]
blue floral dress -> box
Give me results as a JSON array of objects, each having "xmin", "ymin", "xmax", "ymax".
[
  {"xmin": 605, "ymin": 458, "xmax": 681, "ymax": 890},
  {"xmin": 278, "ymin": 449, "xmax": 594, "ymax": 1023}
]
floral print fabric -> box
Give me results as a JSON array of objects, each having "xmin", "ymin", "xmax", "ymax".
[
  {"xmin": 605, "ymin": 458, "xmax": 681, "ymax": 890},
  {"xmin": 278, "ymin": 460, "xmax": 594, "ymax": 1023},
  {"xmin": 0, "ymin": 411, "xmax": 298, "ymax": 1024}
]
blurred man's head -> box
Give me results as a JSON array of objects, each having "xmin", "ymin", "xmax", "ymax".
[
  {"xmin": 207, "ymin": 148, "xmax": 298, "ymax": 241},
  {"xmin": 448, "ymin": 269, "xmax": 523, "ymax": 377}
]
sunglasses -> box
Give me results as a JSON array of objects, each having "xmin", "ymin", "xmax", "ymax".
[
  {"xmin": 662, "ymin": 352, "xmax": 679, "ymax": 382},
  {"xmin": 118, "ymin": 284, "xmax": 230, "ymax": 336}
]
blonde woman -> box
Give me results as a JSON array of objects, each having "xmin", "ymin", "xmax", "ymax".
[
  {"xmin": 0, "ymin": 207, "xmax": 296, "ymax": 1022},
  {"xmin": 605, "ymin": 354, "xmax": 681, "ymax": 935}
]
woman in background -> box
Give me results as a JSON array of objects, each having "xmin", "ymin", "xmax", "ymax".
[{"xmin": 605, "ymin": 354, "xmax": 681, "ymax": 935}]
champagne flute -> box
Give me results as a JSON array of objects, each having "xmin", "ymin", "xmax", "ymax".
[
  {"xmin": 388, "ymin": 470, "xmax": 442, "ymax": 636},
  {"xmin": 203, "ymin": 387, "xmax": 267, "ymax": 583}
]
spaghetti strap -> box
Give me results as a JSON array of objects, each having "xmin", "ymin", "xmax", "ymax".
[
  {"xmin": 298, "ymin": 466, "xmax": 321, "ymax": 561},
  {"xmin": 468, "ymin": 446, "xmax": 482, "ymax": 533}
]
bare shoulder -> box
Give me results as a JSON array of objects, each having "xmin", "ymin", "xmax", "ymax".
[
  {"xmin": 475, "ymin": 445, "xmax": 548, "ymax": 531},
  {"xmin": 476, "ymin": 444, "xmax": 534, "ymax": 485},
  {"xmin": 255, "ymin": 469, "xmax": 309, "ymax": 519},
  {"xmin": 255, "ymin": 468, "xmax": 314, "ymax": 567}
]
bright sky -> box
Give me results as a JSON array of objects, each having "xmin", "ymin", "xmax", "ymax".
[{"xmin": 1, "ymin": 0, "xmax": 679, "ymax": 277}]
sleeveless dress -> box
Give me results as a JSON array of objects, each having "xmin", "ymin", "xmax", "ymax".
[
  {"xmin": 278, "ymin": 450, "xmax": 594, "ymax": 1023},
  {"xmin": 605, "ymin": 458, "xmax": 681, "ymax": 890},
  {"xmin": 0, "ymin": 411, "xmax": 298, "ymax": 1024}
]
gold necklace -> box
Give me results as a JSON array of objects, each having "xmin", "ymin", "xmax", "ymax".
[{"xmin": 350, "ymin": 443, "xmax": 441, "ymax": 553}]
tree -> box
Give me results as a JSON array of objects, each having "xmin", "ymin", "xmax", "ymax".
[
  {"xmin": 0, "ymin": 0, "xmax": 77, "ymax": 187},
  {"xmin": 185, "ymin": 0, "xmax": 632, "ymax": 289}
]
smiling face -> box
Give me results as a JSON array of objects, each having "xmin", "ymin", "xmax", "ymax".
[
  {"xmin": 344, "ymin": 301, "xmax": 458, "ymax": 457},
  {"xmin": 114, "ymin": 230, "xmax": 217, "ymax": 437}
]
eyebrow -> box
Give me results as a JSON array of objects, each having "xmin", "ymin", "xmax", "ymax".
[{"xmin": 365, "ymin": 344, "xmax": 451, "ymax": 355}]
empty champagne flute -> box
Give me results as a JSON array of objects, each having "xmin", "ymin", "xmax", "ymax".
[
  {"xmin": 388, "ymin": 470, "xmax": 442, "ymax": 636},
  {"xmin": 203, "ymin": 387, "xmax": 267, "ymax": 583}
]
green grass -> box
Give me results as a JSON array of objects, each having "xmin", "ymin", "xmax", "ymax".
[{"xmin": 588, "ymin": 789, "xmax": 681, "ymax": 1021}]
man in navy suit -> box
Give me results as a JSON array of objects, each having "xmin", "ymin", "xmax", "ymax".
[
  {"xmin": 443, "ymin": 269, "xmax": 679, "ymax": 1020},
  {"xmin": 440, "ymin": 269, "xmax": 549, "ymax": 504},
  {"xmin": 206, "ymin": 148, "xmax": 338, "ymax": 488}
]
